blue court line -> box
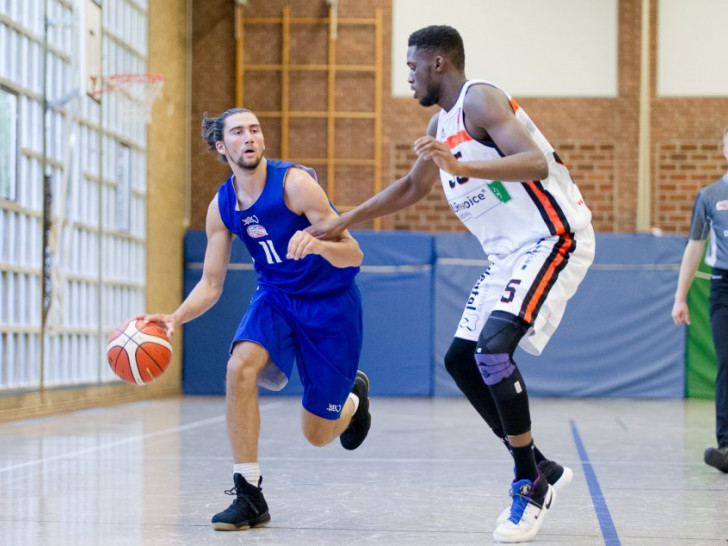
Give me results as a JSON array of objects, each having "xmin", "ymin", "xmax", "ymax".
[{"xmin": 570, "ymin": 419, "xmax": 621, "ymax": 546}]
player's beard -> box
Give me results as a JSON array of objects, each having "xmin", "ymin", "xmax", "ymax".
[
  {"xmin": 417, "ymin": 80, "xmax": 439, "ymax": 107},
  {"xmin": 234, "ymin": 149, "xmax": 264, "ymax": 170}
]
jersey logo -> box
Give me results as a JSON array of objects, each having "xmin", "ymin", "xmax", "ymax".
[
  {"xmin": 458, "ymin": 313, "xmax": 480, "ymax": 333},
  {"xmin": 449, "ymin": 189, "xmax": 494, "ymax": 217},
  {"xmin": 487, "ymin": 181, "xmax": 511, "ymax": 203},
  {"xmin": 247, "ymin": 224, "xmax": 269, "ymax": 238},
  {"xmin": 717, "ymin": 200, "xmax": 728, "ymax": 211}
]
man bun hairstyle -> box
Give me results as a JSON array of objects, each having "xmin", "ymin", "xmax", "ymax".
[
  {"xmin": 408, "ymin": 25, "xmax": 465, "ymax": 71},
  {"xmin": 201, "ymin": 107, "xmax": 254, "ymax": 163}
]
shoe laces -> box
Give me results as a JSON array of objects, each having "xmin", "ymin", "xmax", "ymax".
[
  {"xmin": 507, "ymin": 479, "xmax": 543, "ymax": 524},
  {"xmin": 222, "ymin": 485, "xmax": 262, "ymax": 515}
]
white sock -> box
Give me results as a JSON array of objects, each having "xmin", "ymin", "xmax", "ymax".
[
  {"xmin": 233, "ymin": 462, "xmax": 260, "ymax": 487},
  {"xmin": 348, "ymin": 392, "xmax": 360, "ymax": 414}
]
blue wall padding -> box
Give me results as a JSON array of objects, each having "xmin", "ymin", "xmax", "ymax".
[
  {"xmin": 432, "ymin": 233, "xmax": 488, "ymax": 396},
  {"xmin": 182, "ymin": 231, "xmax": 264, "ymax": 394},
  {"xmin": 433, "ymin": 233, "xmax": 687, "ymax": 398},
  {"xmin": 183, "ymin": 230, "xmax": 687, "ymax": 399},
  {"xmin": 356, "ymin": 231, "xmax": 434, "ymax": 396},
  {"xmin": 182, "ymin": 230, "xmax": 434, "ymax": 397}
]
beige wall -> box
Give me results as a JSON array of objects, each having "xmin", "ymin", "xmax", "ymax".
[{"xmin": 144, "ymin": 0, "xmax": 189, "ymax": 398}]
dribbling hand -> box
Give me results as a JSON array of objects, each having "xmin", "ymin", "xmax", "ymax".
[{"xmin": 135, "ymin": 313, "xmax": 177, "ymax": 337}]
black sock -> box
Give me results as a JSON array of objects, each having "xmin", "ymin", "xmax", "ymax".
[
  {"xmin": 511, "ymin": 442, "xmax": 539, "ymax": 482},
  {"xmin": 533, "ymin": 444, "xmax": 547, "ymax": 464},
  {"xmin": 504, "ymin": 436, "xmax": 547, "ymax": 465}
]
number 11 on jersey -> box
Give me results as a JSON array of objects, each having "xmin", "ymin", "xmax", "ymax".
[{"xmin": 259, "ymin": 240, "xmax": 282, "ymax": 264}]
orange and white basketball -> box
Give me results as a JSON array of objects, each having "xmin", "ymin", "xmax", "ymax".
[{"xmin": 106, "ymin": 318, "xmax": 172, "ymax": 385}]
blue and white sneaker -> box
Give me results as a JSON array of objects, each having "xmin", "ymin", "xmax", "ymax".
[
  {"xmin": 493, "ymin": 475, "xmax": 554, "ymax": 543},
  {"xmin": 496, "ymin": 460, "xmax": 571, "ymax": 525}
]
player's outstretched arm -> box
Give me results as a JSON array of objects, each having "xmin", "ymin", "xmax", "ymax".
[
  {"xmin": 284, "ymin": 167, "xmax": 363, "ymax": 268},
  {"xmin": 139, "ymin": 195, "xmax": 233, "ymax": 335},
  {"xmin": 672, "ymin": 238, "xmax": 705, "ymax": 325},
  {"xmin": 307, "ymin": 114, "xmax": 441, "ymax": 240}
]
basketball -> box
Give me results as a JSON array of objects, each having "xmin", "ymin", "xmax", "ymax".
[{"xmin": 107, "ymin": 318, "xmax": 172, "ymax": 385}]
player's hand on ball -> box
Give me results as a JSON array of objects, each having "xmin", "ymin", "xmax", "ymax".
[
  {"xmin": 107, "ymin": 318, "xmax": 172, "ymax": 385},
  {"xmin": 135, "ymin": 313, "xmax": 177, "ymax": 337},
  {"xmin": 287, "ymin": 230, "xmax": 321, "ymax": 260}
]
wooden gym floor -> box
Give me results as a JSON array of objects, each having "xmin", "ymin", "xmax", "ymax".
[{"xmin": 0, "ymin": 396, "xmax": 726, "ymax": 545}]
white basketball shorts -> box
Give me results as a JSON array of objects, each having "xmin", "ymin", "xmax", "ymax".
[{"xmin": 454, "ymin": 224, "xmax": 595, "ymax": 355}]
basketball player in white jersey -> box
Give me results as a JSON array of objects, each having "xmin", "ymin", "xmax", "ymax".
[{"xmin": 308, "ymin": 25, "xmax": 595, "ymax": 543}]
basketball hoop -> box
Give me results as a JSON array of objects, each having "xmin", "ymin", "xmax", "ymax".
[{"xmin": 90, "ymin": 73, "xmax": 165, "ymax": 124}]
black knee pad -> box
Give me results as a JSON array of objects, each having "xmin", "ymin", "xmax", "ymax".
[
  {"xmin": 474, "ymin": 352, "xmax": 525, "ymax": 398},
  {"xmin": 474, "ymin": 354, "xmax": 531, "ymax": 436},
  {"xmin": 474, "ymin": 312, "xmax": 528, "ymax": 398},
  {"xmin": 474, "ymin": 313, "xmax": 532, "ymax": 436},
  {"xmin": 476, "ymin": 311, "xmax": 529, "ymax": 356}
]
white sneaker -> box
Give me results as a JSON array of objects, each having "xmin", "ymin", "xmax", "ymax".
[
  {"xmin": 496, "ymin": 462, "xmax": 572, "ymax": 525},
  {"xmin": 492, "ymin": 479, "xmax": 554, "ymax": 543}
]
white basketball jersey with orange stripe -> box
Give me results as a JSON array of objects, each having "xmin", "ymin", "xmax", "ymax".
[{"xmin": 437, "ymin": 80, "xmax": 592, "ymax": 259}]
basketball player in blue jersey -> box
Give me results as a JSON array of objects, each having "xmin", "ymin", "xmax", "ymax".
[
  {"xmin": 139, "ymin": 108, "xmax": 371, "ymax": 531},
  {"xmin": 309, "ymin": 25, "xmax": 595, "ymax": 543}
]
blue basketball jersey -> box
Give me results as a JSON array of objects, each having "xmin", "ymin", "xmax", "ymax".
[{"xmin": 217, "ymin": 159, "xmax": 359, "ymax": 296}]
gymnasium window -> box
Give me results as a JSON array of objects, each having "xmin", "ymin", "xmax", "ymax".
[{"xmin": 0, "ymin": 87, "xmax": 18, "ymax": 201}]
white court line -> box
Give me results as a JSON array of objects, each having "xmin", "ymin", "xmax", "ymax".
[{"xmin": 0, "ymin": 401, "xmax": 283, "ymax": 475}]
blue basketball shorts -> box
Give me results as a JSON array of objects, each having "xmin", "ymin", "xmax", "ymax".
[{"xmin": 231, "ymin": 283, "xmax": 363, "ymax": 420}]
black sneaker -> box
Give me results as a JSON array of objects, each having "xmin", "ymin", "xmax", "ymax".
[
  {"xmin": 211, "ymin": 474, "xmax": 271, "ymax": 531},
  {"xmin": 340, "ymin": 370, "xmax": 371, "ymax": 450},
  {"xmin": 704, "ymin": 446, "xmax": 728, "ymax": 473},
  {"xmin": 538, "ymin": 459, "xmax": 574, "ymax": 492}
]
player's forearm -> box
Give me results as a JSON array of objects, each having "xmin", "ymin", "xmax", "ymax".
[
  {"xmin": 340, "ymin": 176, "xmax": 430, "ymax": 228},
  {"xmin": 317, "ymin": 238, "xmax": 363, "ymax": 268},
  {"xmin": 674, "ymin": 270, "xmax": 695, "ymax": 302},
  {"xmin": 171, "ymin": 278, "xmax": 224, "ymax": 324},
  {"xmin": 457, "ymin": 151, "xmax": 548, "ymax": 182},
  {"xmin": 674, "ymin": 241, "xmax": 704, "ymax": 301}
]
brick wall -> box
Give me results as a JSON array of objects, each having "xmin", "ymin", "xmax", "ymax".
[
  {"xmin": 655, "ymin": 139, "xmax": 726, "ymax": 233},
  {"xmin": 190, "ymin": 0, "xmax": 728, "ymax": 235}
]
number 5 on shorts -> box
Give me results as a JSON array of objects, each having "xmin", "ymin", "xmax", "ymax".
[{"xmin": 500, "ymin": 279, "xmax": 521, "ymax": 303}]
